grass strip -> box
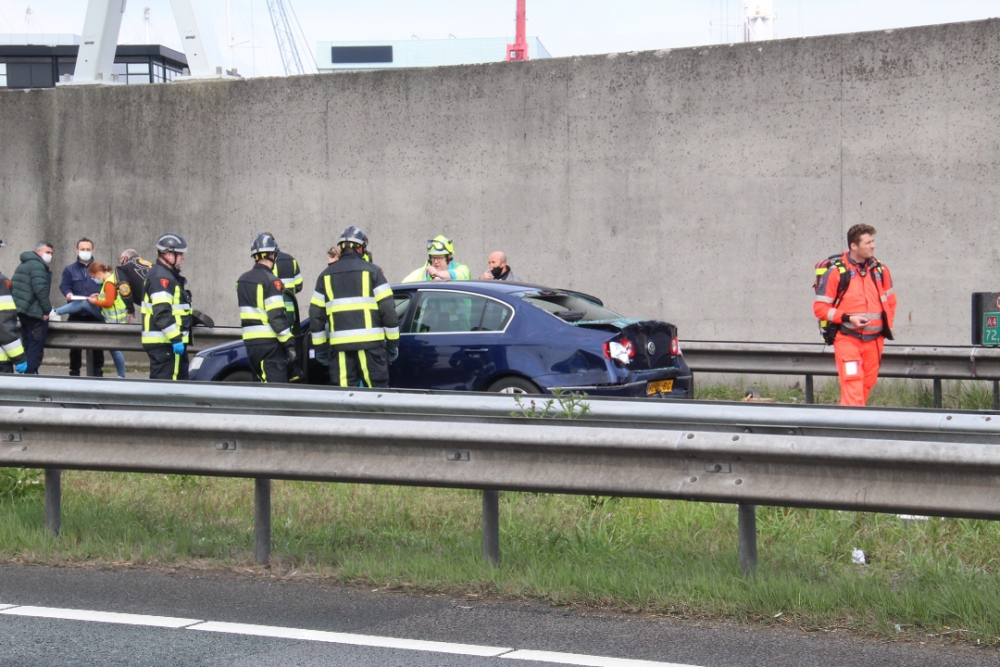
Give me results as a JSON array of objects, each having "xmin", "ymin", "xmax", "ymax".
[{"xmin": 2, "ymin": 472, "xmax": 1000, "ymax": 644}]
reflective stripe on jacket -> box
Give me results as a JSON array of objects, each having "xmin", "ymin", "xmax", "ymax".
[
  {"xmin": 141, "ymin": 262, "xmax": 192, "ymax": 347},
  {"xmin": 308, "ymin": 252, "xmax": 400, "ymax": 352},
  {"xmin": 0, "ymin": 273, "xmax": 26, "ymax": 364},
  {"xmin": 401, "ymin": 260, "xmax": 471, "ymax": 283},
  {"xmin": 813, "ymin": 252, "xmax": 896, "ymax": 342},
  {"xmin": 237, "ymin": 263, "xmax": 293, "ymax": 345}
]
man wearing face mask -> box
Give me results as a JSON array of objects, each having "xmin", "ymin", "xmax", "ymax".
[
  {"xmin": 479, "ymin": 251, "xmax": 522, "ymax": 282},
  {"xmin": 58, "ymin": 238, "xmax": 105, "ymax": 377},
  {"xmin": 11, "ymin": 241, "xmax": 54, "ymax": 374}
]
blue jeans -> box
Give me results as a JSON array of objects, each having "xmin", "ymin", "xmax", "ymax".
[
  {"xmin": 55, "ymin": 300, "xmax": 103, "ymax": 319},
  {"xmin": 108, "ymin": 349, "xmax": 126, "ymax": 378},
  {"xmin": 17, "ymin": 314, "xmax": 48, "ymax": 374}
]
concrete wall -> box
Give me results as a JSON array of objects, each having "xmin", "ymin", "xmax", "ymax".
[{"xmin": 2, "ymin": 19, "xmax": 999, "ymax": 344}]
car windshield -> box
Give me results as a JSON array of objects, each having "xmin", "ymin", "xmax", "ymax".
[{"xmin": 520, "ymin": 291, "xmax": 623, "ymax": 322}]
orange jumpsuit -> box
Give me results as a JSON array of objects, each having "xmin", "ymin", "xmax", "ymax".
[{"xmin": 813, "ymin": 253, "xmax": 896, "ymax": 406}]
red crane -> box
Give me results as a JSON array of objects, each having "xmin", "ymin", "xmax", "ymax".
[{"xmin": 505, "ymin": 0, "xmax": 529, "ymax": 61}]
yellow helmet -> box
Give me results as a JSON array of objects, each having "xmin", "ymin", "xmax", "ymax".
[{"xmin": 426, "ymin": 235, "xmax": 455, "ymax": 257}]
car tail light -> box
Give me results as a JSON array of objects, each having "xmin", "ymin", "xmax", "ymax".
[
  {"xmin": 604, "ymin": 339, "xmax": 635, "ymax": 364},
  {"xmin": 670, "ymin": 336, "xmax": 680, "ymax": 355}
]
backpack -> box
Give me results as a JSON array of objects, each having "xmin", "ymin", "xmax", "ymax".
[{"xmin": 814, "ymin": 254, "xmax": 887, "ymax": 344}]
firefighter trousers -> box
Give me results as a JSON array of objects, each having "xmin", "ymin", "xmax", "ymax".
[
  {"xmin": 247, "ymin": 343, "xmax": 289, "ymax": 384},
  {"xmin": 328, "ymin": 347, "xmax": 389, "ymax": 388},
  {"xmin": 833, "ymin": 334, "xmax": 884, "ymax": 406},
  {"xmin": 147, "ymin": 345, "xmax": 189, "ymax": 381}
]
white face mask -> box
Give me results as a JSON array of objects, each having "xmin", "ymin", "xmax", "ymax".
[
  {"xmin": 41, "ymin": 253, "xmax": 52, "ymax": 265},
  {"xmin": 78, "ymin": 251, "xmax": 92, "ymax": 262}
]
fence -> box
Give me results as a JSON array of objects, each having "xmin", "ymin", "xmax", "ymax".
[{"xmin": 2, "ymin": 376, "xmax": 999, "ymax": 574}]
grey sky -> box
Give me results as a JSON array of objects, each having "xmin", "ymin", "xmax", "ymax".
[{"xmin": 1, "ymin": 0, "xmax": 997, "ymax": 77}]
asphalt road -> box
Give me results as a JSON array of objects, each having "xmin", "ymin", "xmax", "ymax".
[{"xmin": 0, "ymin": 565, "xmax": 995, "ymax": 667}]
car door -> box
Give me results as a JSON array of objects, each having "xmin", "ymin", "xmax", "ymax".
[{"xmin": 391, "ymin": 290, "xmax": 510, "ymax": 391}]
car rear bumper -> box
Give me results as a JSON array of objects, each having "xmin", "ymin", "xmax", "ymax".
[{"xmin": 549, "ymin": 374, "xmax": 693, "ymax": 399}]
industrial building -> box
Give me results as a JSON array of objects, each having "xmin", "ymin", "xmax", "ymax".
[
  {"xmin": 0, "ymin": 34, "xmax": 187, "ymax": 89},
  {"xmin": 316, "ymin": 36, "xmax": 550, "ymax": 72}
]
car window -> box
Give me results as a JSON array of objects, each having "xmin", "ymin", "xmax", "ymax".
[
  {"xmin": 479, "ymin": 299, "xmax": 513, "ymax": 331},
  {"xmin": 410, "ymin": 293, "xmax": 490, "ymax": 333},
  {"xmin": 393, "ymin": 294, "xmax": 411, "ymax": 320},
  {"xmin": 521, "ymin": 291, "xmax": 623, "ymax": 322}
]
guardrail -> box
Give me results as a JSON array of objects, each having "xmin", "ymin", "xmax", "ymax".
[
  {"xmin": 2, "ymin": 378, "xmax": 999, "ymax": 573},
  {"xmin": 38, "ymin": 324, "xmax": 1000, "ymax": 408}
]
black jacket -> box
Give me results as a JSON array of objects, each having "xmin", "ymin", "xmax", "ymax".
[
  {"xmin": 141, "ymin": 261, "xmax": 193, "ymax": 348},
  {"xmin": 236, "ymin": 263, "xmax": 293, "ymax": 347},
  {"xmin": 116, "ymin": 256, "xmax": 153, "ymax": 315},
  {"xmin": 308, "ymin": 252, "xmax": 400, "ymax": 352}
]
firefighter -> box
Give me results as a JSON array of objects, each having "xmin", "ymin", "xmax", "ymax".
[
  {"xmin": 309, "ymin": 226, "xmax": 399, "ymax": 388},
  {"xmin": 142, "ymin": 233, "xmax": 193, "ymax": 381},
  {"xmin": 237, "ymin": 233, "xmax": 296, "ymax": 383},
  {"xmin": 0, "ymin": 239, "xmax": 28, "ymax": 374},
  {"xmin": 401, "ymin": 235, "xmax": 471, "ymax": 283},
  {"xmin": 813, "ymin": 224, "xmax": 897, "ymax": 406},
  {"xmin": 265, "ymin": 233, "xmax": 304, "ymax": 335}
]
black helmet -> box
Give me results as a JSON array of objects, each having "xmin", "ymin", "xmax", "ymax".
[
  {"xmin": 155, "ymin": 232, "xmax": 188, "ymax": 254},
  {"xmin": 251, "ymin": 232, "xmax": 278, "ymax": 258},
  {"xmin": 337, "ymin": 226, "xmax": 368, "ymax": 249}
]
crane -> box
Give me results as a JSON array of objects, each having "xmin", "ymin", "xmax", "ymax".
[
  {"xmin": 505, "ymin": 0, "xmax": 528, "ymax": 61},
  {"xmin": 265, "ymin": 0, "xmax": 305, "ymax": 75}
]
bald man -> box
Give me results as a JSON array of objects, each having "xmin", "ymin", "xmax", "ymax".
[{"xmin": 479, "ymin": 251, "xmax": 522, "ymax": 282}]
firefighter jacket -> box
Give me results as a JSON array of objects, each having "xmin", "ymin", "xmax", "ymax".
[
  {"xmin": 401, "ymin": 260, "xmax": 471, "ymax": 283},
  {"xmin": 237, "ymin": 263, "xmax": 293, "ymax": 347},
  {"xmin": 309, "ymin": 251, "xmax": 400, "ymax": 352},
  {"xmin": 0, "ymin": 272, "xmax": 26, "ymax": 364},
  {"xmin": 813, "ymin": 252, "xmax": 896, "ymax": 342},
  {"xmin": 141, "ymin": 261, "xmax": 193, "ymax": 348},
  {"xmin": 272, "ymin": 251, "xmax": 303, "ymax": 296}
]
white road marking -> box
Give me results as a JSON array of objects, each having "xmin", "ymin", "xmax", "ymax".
[
  {"xmin": 502, "ymin": 649, "xmax": 701, "ymax": 666},
  {"xmin": 1, "ymin": 605, "xmax": 201, "ymax": 628},
  {"xmin": 190, "ymin": 620, "xmax": 510, "ymax": 657},
  {"xmin": 0, "ymin": 604, "xmax": 705, "ymax": 666}
]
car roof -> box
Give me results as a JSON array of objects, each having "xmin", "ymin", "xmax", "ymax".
[{"xmin": 390, "ymin": 280, "xmax": 604, "ymax": 304}]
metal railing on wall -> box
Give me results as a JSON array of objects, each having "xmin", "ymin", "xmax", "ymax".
[{"xmin": 41, "ymin": 323, "xmax": 1000, "ymax": 408}]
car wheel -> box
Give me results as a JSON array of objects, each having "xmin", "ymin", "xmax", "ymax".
[
  {"xmin": 487, "ymin": 377, "xmax": 541, "ymax": 394},
  {"xmin": 221, "ymin": 369, "xmax": 254, "ymax": 383}
]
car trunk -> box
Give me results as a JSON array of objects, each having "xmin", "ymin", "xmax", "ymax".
[{"xmin": 574, "ymin": 319, "xmax": 679, "ymax": 370}]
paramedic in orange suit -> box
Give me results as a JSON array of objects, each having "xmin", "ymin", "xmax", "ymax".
[{"xmin": 813, "ymin": 224, "xmax": 897, "ymax": 406}]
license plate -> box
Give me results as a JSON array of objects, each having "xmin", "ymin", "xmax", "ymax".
[{"xmin": 647, "ymin": 380, "xmax": 674, "ymax": 395}]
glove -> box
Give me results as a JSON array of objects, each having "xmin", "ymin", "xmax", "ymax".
[
  {"xmin": 172, "ymin": 341, "xmax": 186, "ymax": 355},
  {"xmin": 316, "ymin": 346, "xmax": 330, "ymax": 366},
  {"xmin": 14, "ymin": 361, "xmax": 27, "ymax": 374},
  {"xmin": 387, "ymin": 347, "xmax": 399, "ymax": 363},
  {"xmin": 284, "ymin": 344, "xmax": 297, "ymax": 365}
]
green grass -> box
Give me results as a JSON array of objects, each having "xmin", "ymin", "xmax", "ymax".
[
  {"xmin": 3, "ymin": 472, "xmax": 1000, "ymax": 643},
  {"xmin": 696, "ymin": 377, "xmax": 998, "ymax": 410}
]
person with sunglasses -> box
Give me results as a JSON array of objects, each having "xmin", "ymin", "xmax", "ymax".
[{"xmin": 402, "ymin": 235, "xmax": 471, "ymax": 283}]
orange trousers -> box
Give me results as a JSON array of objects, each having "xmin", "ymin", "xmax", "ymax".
[{"xmin": 833, "ymin": 335, "xmax": 884, "ymax": 406}]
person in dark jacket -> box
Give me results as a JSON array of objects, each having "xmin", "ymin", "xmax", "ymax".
[
  {"xmin": 263, "ymin": 233, "xmax": 304, "ymax": 336},
  {"xmin": 141, "ymin": 233, "xmax": 193, "ymax": 381},
  {"xmin": 0, "ymin": 239, "xmax": 27, "ymax": 374},
  {"xmin": 116, "ymin": 248, "xmax": 153, "ymax": 321},
  {"xmin": 236, "ymin": 233, "xmax": 296, "ymax": 383},
  {"xmin": 309, "ymin": 226, "xmax": 399, "ymax": 388},
  {"xmin": 11, "ymin": 242, "xmax": 53, "ymax": 374},
  {"xmin": 59, "ymin": 237, "xmax": 105, "ymax": 376}
]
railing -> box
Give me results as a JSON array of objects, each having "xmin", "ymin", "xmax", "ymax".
[
  {"xmin": 41, "ymin": 323, "xmax": 1000, "ymax": 408},
  {"xmin": 2, "ymin": 376, "xmax": 999, "ymax": 574}
]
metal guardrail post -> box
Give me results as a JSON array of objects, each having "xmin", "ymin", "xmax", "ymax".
[
  {"xmin": 44, "ymin": 469, "xmax": 61, "ymax": 536},
  {"xmin": 254, "ymin": 478, "xmax": 271, "ymax": 565},
  {"xmin": 85, "ymin": 350, "xmax": 98, "ymax": 377},
  {"xmin": 804, "ymin": 374, "xmax": 814, "ymax": 404},
  {"xmin": 994, "ymin": 381, "xmax": 999, "ymax": 411},
  {"xmin": 482, "ymin": 490, "xmax": 500, "ymax": 566},
  {"xmin": 933, "ymin": 379, "xmax": 943, "ymax": 408},
  {"xmin": 737, "ymin": 503, "xmax": 757, "ymax": 576}
]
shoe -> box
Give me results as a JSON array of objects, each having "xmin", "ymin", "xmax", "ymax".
[{"xmin": 48, "ymin": 311, "xmax": 61, "ymax": 321}]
